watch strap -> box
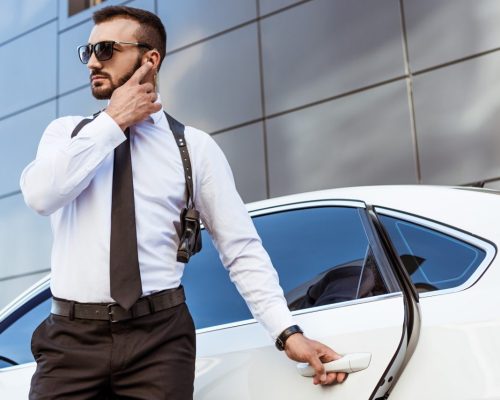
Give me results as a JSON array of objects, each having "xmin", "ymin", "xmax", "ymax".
[{"xmin": 275, "ymin": 325, "xmax": 304, "ymax": 351}]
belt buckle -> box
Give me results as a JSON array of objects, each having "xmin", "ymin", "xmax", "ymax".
[{"xmin": 107, "ymin": 303, "xmax": 119, "ymax": 323}]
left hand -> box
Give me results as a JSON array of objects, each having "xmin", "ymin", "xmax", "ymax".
[{"xmin": 284, "ymin": 333, "xmax": 348, "ymax": 386}]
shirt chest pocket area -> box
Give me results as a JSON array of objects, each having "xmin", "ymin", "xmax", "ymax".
[{"xmin": 132, "ymin": 155, "xmax": 188, "ymax": 210}]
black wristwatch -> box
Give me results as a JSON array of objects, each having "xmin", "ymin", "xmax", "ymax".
[{"xmin": 275, "ymin": 325, "xmax": 304, "ymax": 351}]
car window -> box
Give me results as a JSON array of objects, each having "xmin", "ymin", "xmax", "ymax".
[
  {"xmin": 0, "ymin": 293, "xmax": 51, "ymax": 368},
  {"xmin": 183, "ymin": 206, "xmax": 388, "ymax": 329},
  {"xmin": 379, "ymin": 214, "xmax": 487, "ymax": 292}
]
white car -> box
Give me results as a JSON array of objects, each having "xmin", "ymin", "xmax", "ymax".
[{"xmin": 0, "ymin": 185, "xmax": 499, "ymax": 399}]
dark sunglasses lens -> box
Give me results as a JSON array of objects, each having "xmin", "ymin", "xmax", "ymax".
[
  {"xmin": 94, "ymin": 42, "xmax": 113, "ymax": 61},
  {"xmin": 78, "ymin": 45, "xmax": 91, "ymax": 64}
]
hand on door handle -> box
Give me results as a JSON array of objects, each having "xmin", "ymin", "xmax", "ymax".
[{"xmin": 297, "ymin": 352, "xmax": 372, "ymax": 377}]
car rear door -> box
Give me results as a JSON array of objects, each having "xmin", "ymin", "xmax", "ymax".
[{"xmin": 183, "ymin": 200, "xmax": 419, "ymax": 400}]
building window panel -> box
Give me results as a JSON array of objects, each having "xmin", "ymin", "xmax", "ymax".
[{"xmin": 68, "ymin": 0, "xmax": 106, "ymax": 17}]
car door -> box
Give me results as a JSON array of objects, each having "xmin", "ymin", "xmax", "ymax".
[
  {"xmin": 182, "ymin": 200, "xmax": 419, "ymax": 400},
  {"xmin": 0, "ymin": 280, "xmax": 50, "ymax": 398}
]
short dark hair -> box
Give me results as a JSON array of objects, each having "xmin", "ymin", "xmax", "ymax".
[{"xmin": 93, "ymin": 6, "xmax": 166, "ymax": 67}]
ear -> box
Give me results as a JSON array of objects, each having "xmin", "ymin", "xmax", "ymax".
[{"xmin": 141, "ymin": 49, "xmax": 161, "ymax": 72}]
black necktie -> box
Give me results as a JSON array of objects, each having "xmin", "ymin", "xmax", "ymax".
[{"xmin": 110, "ymin": 128, "xmax": 142, "ymax": 310}]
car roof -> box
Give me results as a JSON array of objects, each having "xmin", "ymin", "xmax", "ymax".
[{"xmin": 246, "ymin": 185, "xmax": 500, "ymax": 241}]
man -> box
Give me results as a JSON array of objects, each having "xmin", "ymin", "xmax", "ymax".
[{"xmin": 21, "ymin": 6, "xmax": 346, "ymax": 399}]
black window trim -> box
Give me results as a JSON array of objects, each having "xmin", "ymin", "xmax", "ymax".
[
  {"xmin": 364, "ymin": 205, "xmax": 420, "ymax": 400},
  {"xmin": 374, "ymin": 207, "xmax": 496, "ymax": 298}
]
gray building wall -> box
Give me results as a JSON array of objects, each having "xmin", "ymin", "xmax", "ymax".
[{"xmin": 1, "ymin": 0, "xmax": 500, "ymax": 308}]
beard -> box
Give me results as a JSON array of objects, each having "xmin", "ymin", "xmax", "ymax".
[{"xmin": 90, "ymin": 57, "xmax": 143, "ymax": 100}]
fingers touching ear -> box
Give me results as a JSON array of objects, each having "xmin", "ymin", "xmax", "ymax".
[{"xmin": 142, "ymin": 49, "xmax": 161, "ymax": 71}]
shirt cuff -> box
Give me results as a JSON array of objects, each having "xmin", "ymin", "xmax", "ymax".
[
  {"xmin": 77, "ymin": 111, "xmax": 126, "ymax": 150},
  {"xmin": 259, "ymin": 303, "xmax": 295, "ymax": 341},
  {"xmin": 94, "ymin": 111, "xmax": 127, "ymax": 147}
]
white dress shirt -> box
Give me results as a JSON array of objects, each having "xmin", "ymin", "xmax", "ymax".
[{"xmin": 20, "ymin": 101, "xmax": 293, "ymax": 339}]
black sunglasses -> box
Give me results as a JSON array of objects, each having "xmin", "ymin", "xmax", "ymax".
[{"xmin": 77, "ymin": 40, "xmax": 153, "ymax": 64}]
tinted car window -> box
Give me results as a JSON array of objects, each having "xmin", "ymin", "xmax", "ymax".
[
  {"xmin": 379, "ymin": 215, "xmax": 487, "ymax": 292},
  {"xmin": 0, "ymin": 294, "xmax": 51, "ymax": 368},
  {"xmin": 183, "ymin": 206, "xmax": 387, "ymax": 329}
]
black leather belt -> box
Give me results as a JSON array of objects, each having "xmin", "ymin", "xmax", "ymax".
[{"xmin": 51, "ymin": 286, "xmax": 185, "ymax": 323}]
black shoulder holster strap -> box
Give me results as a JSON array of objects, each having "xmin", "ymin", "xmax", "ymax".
[
  {"xmin": 163, "ymin": 112, "xmax": 195, "ymax": 209},
  {"xmin": 71, "ymin": 110, "xmax": 102, "ymax": 138},
  {"xmin": 70, "ymin": 110, "xmax": 202, "ymax": 263}
]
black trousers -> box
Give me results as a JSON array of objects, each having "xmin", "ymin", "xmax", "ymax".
[{"xmin": 29, "ymin": 303, "xmax": 196, "ymax": 400}]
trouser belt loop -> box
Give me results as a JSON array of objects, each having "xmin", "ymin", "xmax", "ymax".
[
  {"xmin": 147, "ymin": 296, "xmax": 156, "ymax": 313},
  {"xmin": 68, "ymin": 301, "xmax": 75, "ymax": 321}
]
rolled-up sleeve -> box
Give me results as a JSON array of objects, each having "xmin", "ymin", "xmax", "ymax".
[
  {"xmin": 20, "ymin": 112, "xmax": 125, "ymax": 216},
  {"xmin": 193, "ymin": 131, "xmax": 294, "ymax": 340}
]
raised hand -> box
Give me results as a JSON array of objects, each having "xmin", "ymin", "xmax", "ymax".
[{"xmin": 105, "ymin": 61, "xmax": 162, "ymax": 131}]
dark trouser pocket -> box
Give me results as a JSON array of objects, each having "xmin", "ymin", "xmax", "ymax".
[{"xmin": 30, "ymin": 315, "xmax": 49, "ymax": 360}]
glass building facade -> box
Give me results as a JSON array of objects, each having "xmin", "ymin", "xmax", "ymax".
[{"xmin": 1, "ymin": 0, "xmax": 500, "ymax": 307}]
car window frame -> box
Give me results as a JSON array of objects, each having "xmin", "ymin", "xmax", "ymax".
[
  {"xmin": 196, "ymin": 199, "xmax": 406, "ymax": 335},
  {"xmin": 374, "ymin": 207, "xmax": 496, "ymax": 298}
]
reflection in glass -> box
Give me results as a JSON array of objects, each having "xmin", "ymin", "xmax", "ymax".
[
  {"xmin": 404, "ymin": 0, "xmax": 500, "ymax": 71},
  {"xmin": 213, "ymin": 123, "xmax": 267, "ymax": 202},
  {"xmin": 158, "ymin": 0, "xmax": 256, "ymax": 51},
  {"xmin": 183, "ymin": 206, "xmax": 387, "ymax": 329},
  {"xmin": 0, "ymin": 195, "xmax": 52, "ymax": 282},
  {"xmin": 380, "ymin": 215, "xmax": 486, "ymax": 292},
  {"xmin": 413, "ymin": 53, "xmax": 500, "ymax": 185},
  {"xmin": 0, "ymin": 22, "xmax": 57, "ymax": 118},
  {"xmin": 0, "ymin": 0, "xmax": 56, "ymax": 44},
  {"xmin": 183, "ymin": 228, "xmax": 250, "ymax": 329},
  {"xmin": 58, "ymin": 20, "xmax": 94, "ymax": 94},
  {"xmin": 58, "ymin": 87, "xmax": 107, "ymax": 118},
  {"xmin": 259, "ymin": 0, "xmax": 303, "ymax": 15},
  {"xmin": 287, "ymin": 246, "xmax": 385, "ymax": 311},
  {"xmin": 261, "ymin": 0, "xmax": 405, "ymax": 115},
  {"xmin": 267, "ymin": 81, "xmax": 416, "ymax": 197},
  {"xmin": 0, "ymin": 102, "xmax": 56, "ymax": 195},
  {"xmin": 256, "ymin": 207, "xmax": 386, "ymax": 310},
  {"xmin": 160, "ymin": 24, "xmax": 262, "ymax": 133}
]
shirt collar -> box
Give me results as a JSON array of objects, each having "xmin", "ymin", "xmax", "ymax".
[{"xmin": 149, "ymin": 94, "xmax": 164, "ymax": 124}]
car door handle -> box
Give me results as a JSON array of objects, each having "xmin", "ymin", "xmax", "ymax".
[{"xmin": 297, "ymin": 352, "xmax": 372, "ymax": 376}]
